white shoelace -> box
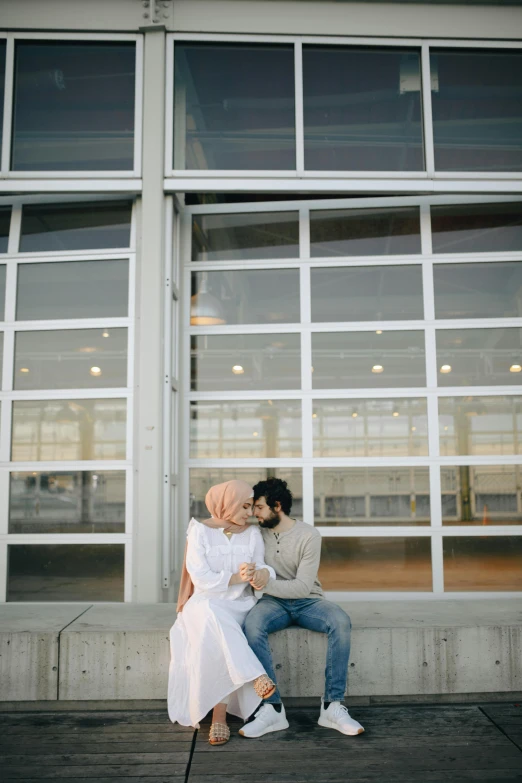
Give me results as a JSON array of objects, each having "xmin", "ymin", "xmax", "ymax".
[{"xmin": 330, "ymin": 703, "xmax": 351, "ymax": 719}]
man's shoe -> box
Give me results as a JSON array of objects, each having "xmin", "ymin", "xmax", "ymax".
[
  {"xmin": 318, "ymin": 701, "xmax": 365, "ymax": 736},
  {"xmin": 239, "ymin": 703, "xmax": 289, "ymax": 738}
]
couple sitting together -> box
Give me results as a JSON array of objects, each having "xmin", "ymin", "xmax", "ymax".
[{"xmin": 168, "ymin": 477, "xmax": 364, "ymax": 745}]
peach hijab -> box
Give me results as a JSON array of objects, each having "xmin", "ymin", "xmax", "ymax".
[{"xmin": 176, "ymin": 480, "xmax": 254, "ymax": 612}]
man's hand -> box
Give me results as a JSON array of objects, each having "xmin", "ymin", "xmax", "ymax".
[
  {"xmin": 250, "ymin": 568, "xmax": 270, "ymax": 590},
  {"xmin": 239, "ymin": 562, "xmax": 256, "ymax": 582}
]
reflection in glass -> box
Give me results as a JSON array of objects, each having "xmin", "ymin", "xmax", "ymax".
[
  {"xmin": 174, "ymin": 43, "xmax": 295, "ymax": 170},
  {"xmin": 313, "ymin": 398, "xmax": 428, "ymax": 457},
  {"xmin": 310, "ymin": 207, "xmax": 421, "ymax": 257},
  {"xmin": 191, "ymin": 269, "xmax": 300, "ymax": 326},
  {"xmin": 7, "ymin": 544, "xmax": 124, "ymax": 601},
  {"xmin": 9, "ymin": 471, "xmax": 125, "ymax": 534},
  {"xmin": 312, "ymin": 331, "xmax": 426, "ymax": 389},
  {"xmin": 191, "ymin": 334, "xmax": 300, "ymax": 391},
  {"xmin": 17, "ymin": 260, "xmax": 129, "ymax": 321},
  {"xmin": 437, "ymin": 328, "xmax": 522, "ymax": 387},
  {"xmin": 190, "ymin": 400, "xmax": 301, "ymax": 458},
  {"xmin": 11, "ymin": 398, "xmax": 127, "ymax": 461},
  {"xmin": 311, "ymin": 265, "xmax": 423, "ymax": 322},
  {"xmin": 303, "ymin": 47, "xmax": 424, "ymax": 171},
  {"xmin": 315, "ymin": 468, "xmax": 430, "ymax": 527},
  {"xmin": 439, "ymin": 396, "xmax": 522, "ymax": 456},
  {"xmin": 434, "ymin": 262, "xmax": 522, "ymax": 319},
  {"xmin": 431, "ymin": 203, "xmax": 522, "ymax": 254},
  {"xmin": 431, "ymin": 49, "xmax": 522, "ymax": 172},
  {"xmin": 442, "ymin": 465, "xmax": 522, "ymax": 526},
  {"xmin": 443, "ymin": 537, "xmax": 522, "ymax": 591},
  {"xmin": 14, "ymin": 328, "xmax": 127, "ymax": 390},
  {"xmin": 319, "ymin": 537, "xmax": 432, "ymax": 591},
  {"xmin": 0, "ymin": 265, "xmax": 5, "ymax": 319},
  {"xmin": 12, "ymin": 42, "xmax": 136, "ymax": 171},
  {"xmin": 192, "ymin": 212, "xmax": 299, "ymax": 261},
  {"xmin": 20, "ymin": 201, "xmax": 132, "ymax": 252},
  {"xmin": 0, "ymin": 208, "xmax": 10, "ymax": 253},
  {"xmin": 190, "ymin": 468, "xmax": 303, "ymax": 520}
]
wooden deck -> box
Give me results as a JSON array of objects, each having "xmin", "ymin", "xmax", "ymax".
[{"xmin": 1, "ymin": 703, "xmax": 521, "ymax": 783}]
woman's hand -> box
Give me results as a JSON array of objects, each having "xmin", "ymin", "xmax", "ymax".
[
  {"xmin": 239, "ymin": 562, "xmax": 256, "ymax": 582},
  {"xmin": 250, "ymin": 568, "xmax": 270, "ymax": 590}
]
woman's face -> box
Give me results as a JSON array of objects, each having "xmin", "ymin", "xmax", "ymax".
[{"xmin": 231, "ymin": 500, "xmax": 253, "ymax": 526}]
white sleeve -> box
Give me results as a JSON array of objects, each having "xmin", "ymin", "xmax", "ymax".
[
  {"xmin": 185, "ymin": 523, "xmax": 233, "ymax": 592},
  {"xmin": 251, "ymin": 526, "xmax": 276, "ymax": 580}
]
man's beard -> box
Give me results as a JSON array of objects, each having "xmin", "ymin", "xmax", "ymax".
[{"xmin": 258, "ymin": 510, "xmax": 280, "ymax": 529}]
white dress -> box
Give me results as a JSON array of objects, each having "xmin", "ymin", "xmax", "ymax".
[{"xmin": 167, "ymin": 519, "xmax": 276, "ymax": 728}]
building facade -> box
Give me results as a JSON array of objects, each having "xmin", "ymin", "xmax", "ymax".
[{"xmin": 0, "ymin": 0, "xmax": 522, "ymax": 603}]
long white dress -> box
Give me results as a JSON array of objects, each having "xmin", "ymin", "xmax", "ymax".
[{"xmin": 167, "ymin": 519, "xmax": 276, "ymax": 728}]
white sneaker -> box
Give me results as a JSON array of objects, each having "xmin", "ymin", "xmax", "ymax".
[
  {"xmin": 239, "ymin": 703, "xmax": 289, "ymax": 738},
  {"xmin": 318, "ymin": 701, "xmax": 365, "ymax": 736}
]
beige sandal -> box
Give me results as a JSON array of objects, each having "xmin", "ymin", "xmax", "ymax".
[
  {"xmin": 209, "ymin": 723, "xmax": 230, "ymax": 746},
  {"xmin": 253, "ymin": 674, "xmax": 276, "ymax": 700}
]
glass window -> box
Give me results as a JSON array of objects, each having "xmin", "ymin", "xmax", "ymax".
[
  {"xmin": 14, "ymin": 328, "xmax": 127, "ymax": 390},
  {"xmin": 319, "ymin": 537, "xmax": 432, "ymax": 591},
  {"xmin": 314, "ymin": 467, "xmax": 430, "ymax": 527},
  {"xmin": 0, "ymin": 208, "xmax": 10, "ymax": 253},
  {"xmin": 20, "ymin": 201, "xmax": 132, "ymax": 252},
  {"xmin": 12, "ymin": 42, "xmax": 136, "ymax": 171},
  {"xmin": 191, "ymin": 334, "xmax": 301, "ymax": 391},
  {"xmin": 9, "ymin": 470, "xmax": 126, "ymax": 534},
  {"xmin": 17, "ymin": 261, "xmax": 129, "ymax": 320},
  {"xmin": 431, "ymin": 203, "xmax": 522, "ymax": 254},
  {"xmin": 443, "ymin": 537, "xmax": 522, "ymax": 591},
  {"xmin": 0, "ymin": 265, "xmax": 5, "ymax": 319},
  {"xmin": 434, "ymin": 262, "xmax": 522, "ymax": 320},
  {"xmin": 437, "ymin": 328, "xmax": 522, "ymax": 387},
  {"xmin": 311, "ymin": 265, "xmax": 423, "ymax": 322},
  {"xmin": 191, "ymin": 269, "xmax": 300, "ymax": 326},
  {"xmin": 313, "ymin": 398, "xmax": 428, "ymax": 457},
  {"xmin": 303, "ymin": 47, "xmax": 424, "ymax": 172},
  {"xmin": 312, "ymin": 330, "xmax": 426, "ymax": 389},
  {"xmin": 11, "ymin": 398, "xmax": 127, "ymax": 461},
  {"xmin": 174, "ymin": 43, "xmax": 295, "ymax": 170},
  {"xmin": 7, "ymin": 544, "xmax": 124, "ymax": 601},
  {"xmin": 442, "ymin": 465, "xmax": 522, "ymax": 527},
  {"xmin": 0, "ymin": 41, "xmax": 5, "ymax": 159},
  {"xmin": 310, "ymin": 207, "xmax": 421, "ymax": 258},
  {"xmin": 192, "ymin": 212, "xmax": 299, "ymax": 261},
  {"xmin": 190, "ymin": 400, "xmax": 302, "ymax": 459},
  {"xmin": 431, "ymin": 49, "xmax": 522, "ymax": 172},
  {"xmin": 439, "ymin": 396, "xmax": 522, "ymax": 457}
]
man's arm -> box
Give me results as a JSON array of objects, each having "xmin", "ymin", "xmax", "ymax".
[{"xmin": 263, "ymin": 534, "xmax": 321, "ymax": 599}]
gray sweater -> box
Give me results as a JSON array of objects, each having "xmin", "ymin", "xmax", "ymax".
[{"xmin": 261, "ymin": 520, "xmax": 324, "ymax": 600}]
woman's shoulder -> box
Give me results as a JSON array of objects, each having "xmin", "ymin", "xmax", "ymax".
[
  {"xmin": 187, "ymin": 518, "xmax": 207, "ymax": 539},
  {"xmin": 246, "ymin": 523, "xmax": 263, "ymax": 541}
]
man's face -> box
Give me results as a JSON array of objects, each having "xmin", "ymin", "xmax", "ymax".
[{"xmin": 253, "ymin": 497, "xmax": 281, "ymax": 529}]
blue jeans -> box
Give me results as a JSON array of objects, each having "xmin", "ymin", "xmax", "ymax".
[{"xmin": 244, "ymin": 595, "xmax": 351, "ymax": 704}]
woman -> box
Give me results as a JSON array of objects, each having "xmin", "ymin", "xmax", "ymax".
[{"xmin": 168, "ymin": 479, "xmax": 277, "ymax": 745}]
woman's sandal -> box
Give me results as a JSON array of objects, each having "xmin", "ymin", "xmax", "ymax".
[
  {"xmin": 253, "ymin": 674, "xmax": 277, "ymax": 700},
  {"xmin": 209, "ymin": 723, "xmax": 230, "ymax": 746}
]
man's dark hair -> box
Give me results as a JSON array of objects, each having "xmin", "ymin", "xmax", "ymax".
[{"xmin": 253, "ymin": 477, "xmax": 293, "ymax": 515}]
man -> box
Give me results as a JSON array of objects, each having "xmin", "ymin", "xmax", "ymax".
[{"xmin": 240, "ymin": 477, "xmax": 364, "ymax": 739}]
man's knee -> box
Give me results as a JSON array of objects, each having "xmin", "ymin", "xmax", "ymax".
[{"xmin": 328, "ymin": 605, "xmax": 352, "ymax": 638}]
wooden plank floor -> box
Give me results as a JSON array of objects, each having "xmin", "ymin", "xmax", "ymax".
[{"xmin": 1, "ymin": 704, "xmax": 521, "ymax": 783}]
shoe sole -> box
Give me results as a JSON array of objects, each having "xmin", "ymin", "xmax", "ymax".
[
  {"xmin": 318, "ymin": 717, "xmax": 364, "ymax": 736},
  {"xmin": 239, "ymin": 719, "xmax": 289, "ymax": 738}
]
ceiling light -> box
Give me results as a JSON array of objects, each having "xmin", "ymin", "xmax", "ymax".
[
  {"xmin": 232, "ymin": 365, "xmax": 244, "ymax": 375},
  {"xmin": 510, "ymin": 364, "xmax": 522, "ymax": 373},
  {"xmin": 312, "ymin": 413, "xmax": 318, "ymax": 419},
  {"xmin": 372, "ymin": 365, "xmax": 384, "ymax": 374},
  {"xmin": 253, "ymin": 431, "xmax": 259, "ymax": 437},
  {"xmin": 190, "ymin": 271, "xmax": 226, "ymax": 326},
  {"xmin": 90, "ymin": 366, "xmax": 102, "ymax": 376},
  {"xmin": 411, "ymin": 426, "xmax": 416, "ymax": 432},
  {"xmin": 440, "ymin": 365, "xmax": 452, "ymax": 374},
  {"xmin": 19, "ymin": 367, "xmax": 30, "ymax": 373},
  {"xmin": 79, "ymin": 346, "xmax": 97, "ymax": 353},
  {"xmin": 376, "ymin": 330, "xmax": 383, "ymax": 335},
  {"xmin": 392, "ymin": 411, "xmax": 399, "ymax": 417},
  {"xmin": 102, "ymin": 331, "xmax": 110, "ymax": 338},
  {"xmin": 352, "ymin": 412, "xmax": 358, "ymax": 418}
]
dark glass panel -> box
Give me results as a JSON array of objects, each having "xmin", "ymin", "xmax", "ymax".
[
  {"xmin": 431, "ymin": 203, "xmax": 522, "ymax": 254},
  {"xmin": 436, "ymin": 328, "xmax": 522, "ymax": 387},
  {"xmin": 434, "ymin": 261, "xmax": 522, "ymax": 319},
  {"xmin": 0, "ymin": 207, "xmax": 10, "ymax": 254},
  {"xmin": 443, "ymin": 537, "xmax": 522, "ymax": 590},
  {"xmin": 310, "ymin": 207, "xmax": 421, "ymax": 257},
  {"xmin": 192, "ymin": 212, "xmax": 299, "ymax": 261}
]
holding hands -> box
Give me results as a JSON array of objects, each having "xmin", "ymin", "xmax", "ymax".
[{"xmin": 238, "ymin": 562, "xmax": 270, "ymax": 591}]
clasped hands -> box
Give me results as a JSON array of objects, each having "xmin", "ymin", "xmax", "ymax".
[{"xmin": 239, "ymin": 562, "xmax": 269, "ymax": 590}]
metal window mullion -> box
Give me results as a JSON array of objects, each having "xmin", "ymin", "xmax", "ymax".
[
  {"xmin": 431, "ymin": 532, "xmax": 444, "ymax": 594},
  {"xmin": 427, "ymin": 394, "xmax": 440, "ymax": 458},
  {"xmin": 301, "ymin": 328, "xmax": 312, "ymax": 393},
  {"xmin": 0, "ymin": 542, "xmax": 6, "ymax": 602},
  {"xmin": 421, "ymin": 43, "xmax": 435, "ymax": 177},
  {"xmin": 424, "ymin": 325, "xmax": 437, "ymax": 389},
  {"xmin": 294, "ymin": 42, "xmax": 305, "ymax": 176},
  {"xmin": 124, "ymin": 536, "xmax": 133, "ymax": 601},
  {"xmin": 0, "ymin": 470, "xmax": 7, "ymax": 536},
  {"xmin": 133, "ymin": 36, "xmax": 144, "ymax": 178},
  {"xmin": 1, "ymin": 35, "xmax": 14, "ymax": 175},
  {"xmin": 7, "ymin": 206, "xmax": 21, "ymax": 255}
]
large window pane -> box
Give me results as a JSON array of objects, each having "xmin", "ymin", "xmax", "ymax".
[
  {"xmin": 17, "ymin": 261, "xmax": 129, "ymax": 320},
  {"xmin": 303, "ymin": 47, "xmax": 424, "ymax": 172},
  {"xmin": 0, "ymin": 41, "xmax": 5, "ymax": 159},
  {"xmin": 11, "ymin": 398, "xmax": 127, "ymax": 461},
  {"xmin": 319, "ymin": 537, "xmax": 432, "ymax": 591},
  {"xmin": 310, "ymin": 207, "xmax": 421, "ymax": 258},
  {"xmin": 442, "ymin": 466, "xmax": 522, "ymax": 526},
  {"xmin": 313, "ymin": 398, "xmax": 428, "ymax": 457},
  {"xmin": 0, "ymin": 265, "xmax": 5, "ymax": 319},
  {"xmin": 192, "ymin": 212, "xmax": 299, "ymax": 261},
  {"xmin": 434, "ymin": 262, "xmax": 522, "ymax": 319},
  {"xmin": 443, "ymin": 537, "xmax": 522, "ymax": 591},
  {"xmin": 191, "ymin": 269, "xmax": 300, "ymax": 326},
  {"xmin": 20, "ymin": 201, "xmax": 132, "ymax": 252},
  {"xmin": 312, "ymin": 331, "xmax": 426, "ymax": 389},
  {"xmin": 12, "ymin": 42, "xmax": 136, "ymax": 171},
  {"xmin": 311, "ymin": 265, "xmax": 423, "ymax": 322},
  {"xmin": 191, "ymin": 334, "xmax": 301, "ymax": 391},
  {"xmin": 190, "ymin": 400, "xmax": 301, "ymax": 458},
  {"xmin": 0, "ymin": 207, "xmax": 9, "ymax": 253},
  {"xmin": 431, "ymin": 203, "xmax": 522, "ymax": 254},
  {"xmin": 174, "ymin": 43, "xmax": 295, "ymax": 170},
  {"xmin": 14, "ymin": 328, "xmax": 127, "ymax": 390},
  {"xmin": 315, "ymin": 468, "xmax": 430, "ymax": 527},
  {"xmin": 9, "ymin": 470, "xmax": 125, "ymax": 534},
  {"xmin": 439, "ymin": 396, "xmax": 522, "ymax": 457},
  {"xmin": 7, "ymin": 544, "xmax": 124, "ymax": 601},
  {"xmin": 437, "ymin": 328, "xmax": 522, "ymax": 387},
  {"xmin": 431, "ymin": 49, "xmax": 522, "ymax": 172}
]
